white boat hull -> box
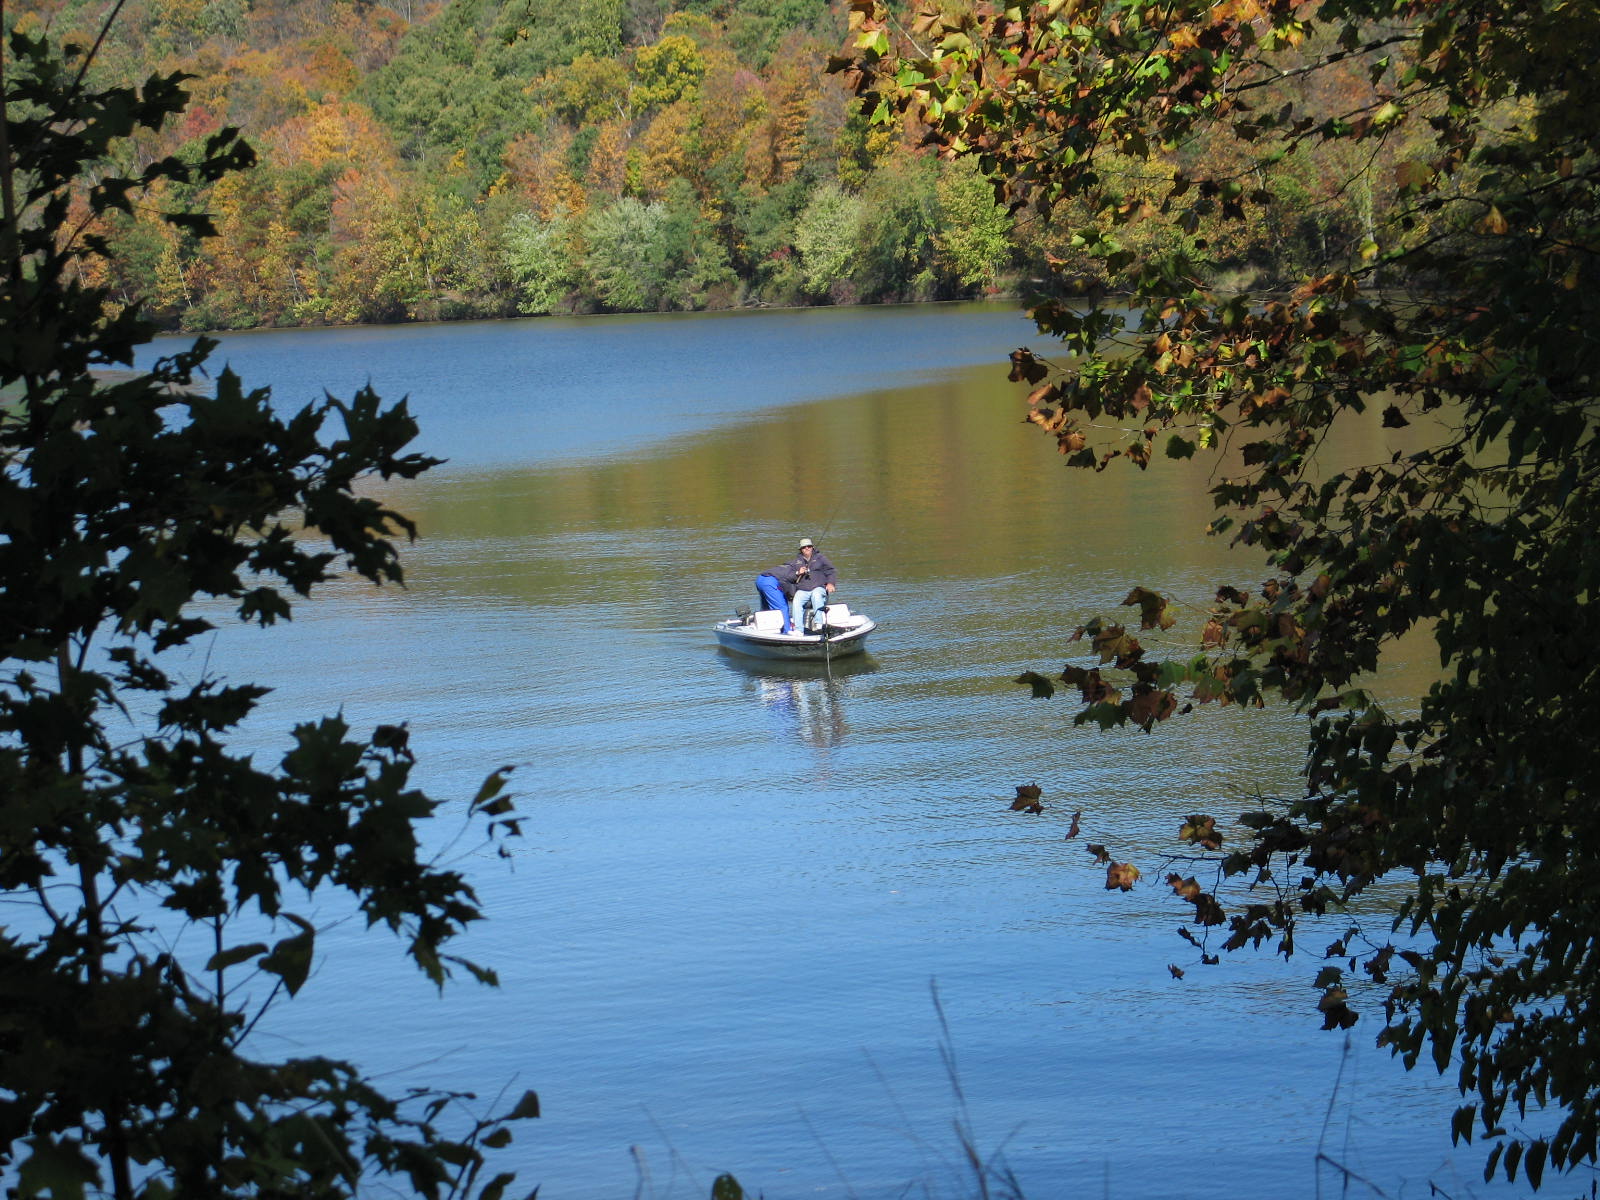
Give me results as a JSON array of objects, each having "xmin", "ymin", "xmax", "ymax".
[{"xmin": 714, "ymin": 608, "xmax": 876, "ymax": 661}]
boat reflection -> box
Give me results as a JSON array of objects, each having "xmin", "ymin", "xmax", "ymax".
[{"xmin": 717, "ymin": 652, "xmax": 879, "ymax": 749}]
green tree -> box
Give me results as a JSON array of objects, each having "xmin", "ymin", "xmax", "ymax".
[
  {"xmin": 582, "ymin": 195, "xmax": 671, "ymax": 310},
  {"xmin": 630, "ymin": 32, "xmax": 705, "ymax": 113},
  {"xmin": 503, "ymin": 206, "xmax": 580, "ymax": 313},
  {"xmin": 580, "ymin": 183, "xmax": 733, "ymax": 311},
  {"xmin": 1, "ymin": 23, "xmax": 534, "ymax": 1198},
  {"xmin": 791, "ymin": 181, "xmax": 861, "ymax": 298},
  {"xmin": 840, "ymin": 0, "xmax": 1600, "ymax": 1188},
  {"xmin": 932, "ymin": 158, "xmax": 1011, "ymax": 292},
  {"xmin": 852, "ymin": 154, "xmax": 937, "ymax": 301}
]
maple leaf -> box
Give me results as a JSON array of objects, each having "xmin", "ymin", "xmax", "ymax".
[
  {"xmin": 1318, "ymin": 987, "xmax": 1360, "ymax": 1030},
  {"xmin": 1123, "ymin": 586, "xmax": 1175, "ymax": 630},
  {"xmin": 1015, "ymin": 670, "xmax": 1055, "ymax": 698},
  {"xmin": 1105, "ymin": 861, "xmax": 1140, "ymax": 891},
  {"xmin": 1128, "ymin": 686, "xmax": 1176, "ymax": 728},
  {"xmin": 1167, "ymin": 872, "xmax": 1225, "ymax": 924},
  {"xmin": 1168, "ymin": 873, "xmax": 1202, "ymax": 901},
  {"xmin": 1179, "ymin": 814, "xmax": 1222, "ymax": 850},
  {"xmin": 1086, "ymin": 843, "xmax": 1111, "ymax": 864},
  {"xmin": 1065, "ymin": 809, "xmax": 1082, "ymax": 839},
  {"xmin": 1008, "ymin": 347, "xmax": 1049, "ymax": 383},
  {"xmin": 1011, "ymin": 783, "xmax": 1044, "ymax": 813}
]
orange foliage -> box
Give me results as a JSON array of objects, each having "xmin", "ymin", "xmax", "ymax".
[
  {"xmin": 503, "ymin": 131, "xmax": 587, "ymax": 219},
  {"xmin": 267, "ymin": 101, "xmax": 398, "ymax": 171},
  {"xmin": 583, "ymin": 121, "xmax": 631, "ymax": 200},
  {"xmin": 634, "ymin": 102, "xmax": 695, "ymax": 200}
]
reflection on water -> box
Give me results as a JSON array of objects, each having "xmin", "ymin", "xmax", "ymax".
[{"xmin": 718, "ymin": 653, "xmax": 880, "ymax": 748}]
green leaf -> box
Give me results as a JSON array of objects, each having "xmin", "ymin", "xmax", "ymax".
[
  {"xmin": 507, "ymin": 1090, "xmax": 542, "ymax": 1120},
  {"xmin": 203, "ymin": 942, "xmax": 269, "ymax": 972},
  {"xmin": 259, "ymin": 915, "xmax": 316, "ymax": 996},
  {"xmin": 472, "ymin": 767, "xmax": 515, "ymax": 811},
  {"xmin": 1015, "ymin": 671, "xmax": 1056, "ymax": 698},
  {"xmin": 17, "ymin": 1137, "xmax": 100, "ymax": 1199}
]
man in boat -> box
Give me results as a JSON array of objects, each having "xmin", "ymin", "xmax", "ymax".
[
  {"xmin": 754, "ymin": 538, "xmax": 836, "ymax": 634},
  {"xmin": 789, "ymin": 537, "xmax": 837, "ymax": 633}
]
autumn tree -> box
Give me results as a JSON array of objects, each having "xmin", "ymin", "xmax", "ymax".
[
  {"xmin": 838, "ymin": 0, "xmax": 1600, "ymax": 1189},
  {"xmin": 1, "ymin": 21, "xmax": 534, "ymax": 1197}
]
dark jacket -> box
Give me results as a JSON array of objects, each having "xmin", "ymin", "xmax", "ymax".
[
  {"xmin": 760, "ymin": 560, "xmax": 806, "ymax": 598},
  {"xmin": 785, "ymin": 550, "xmax": 837, "ymax": 593}
]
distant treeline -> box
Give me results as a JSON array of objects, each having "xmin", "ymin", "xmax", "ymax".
[{"xmin": 12, "ymin": 0, "xmax": 1414, "ymax": 330}]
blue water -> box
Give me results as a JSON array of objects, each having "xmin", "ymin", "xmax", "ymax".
[
  {"xmin": 147, "ymin": 302, "xmax": 1040, "ymax": 470},
  {"xmin": 135, "ymin": 304, "xmax": 1522, "ymax": 1200}
]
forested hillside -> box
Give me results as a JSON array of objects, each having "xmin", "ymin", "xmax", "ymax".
[{"xmin": 9, "ymin": 0, "xmax": 1408, "ymax": 330}]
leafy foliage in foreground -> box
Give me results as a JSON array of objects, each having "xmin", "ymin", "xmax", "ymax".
[
  {"xmin": 838, "ymin": 0, "xmax": 1600, "ymax": 1187},
  {"xmin": 1, "ymin": 22, "xmax": 531, "ymax": 1198}
]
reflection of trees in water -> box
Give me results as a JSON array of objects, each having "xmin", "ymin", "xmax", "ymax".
[{"xmin": 757, "ymin": 676, "xmax": 849, "ymax": 748}]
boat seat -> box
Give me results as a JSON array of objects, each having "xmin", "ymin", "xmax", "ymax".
[
  {"xmin": 825, "ymin": 603, "xmax": 865, "ymax": 628},
  {"xmin": 752, "ymin": 609, "xmax": 784, "ymax": 631}
]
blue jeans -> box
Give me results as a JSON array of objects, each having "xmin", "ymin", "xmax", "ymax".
[
  {"xmin": 792, "ymin": 586, "xmax": 828, "ymax": 632},
  {"xmin": 755, "ymin": 574, "xmax": 793, "ymax": 632}
]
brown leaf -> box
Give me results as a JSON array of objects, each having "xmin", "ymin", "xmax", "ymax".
[
  {"xmin": 1123, "ymin": 586, "xmax": 1175, "ymax": 630},
  {"xmin": 1065, "ymin": 810, "xmax": 1081, "ymax": 839},
  {"xmin": 1105, "ymin": 861, "xmax": 1140, "ymax": 891},
  {"xmin": 1086, "ymin": 843, "xmax": 1111, "ymax": 864},
  {"xmin": 1090, "ymin": 623, "xmax": 1130, "ymax": 663},
  {"xmin": 1179, "ymin": 814, "xmax": 1222, "ymax": 850},
  {"xmin": 1008, "ymin": 347, "xmax": 1049, "ymax": 384},
  {"xmin": 1011, "ymin": 783, "xmax": 1044, "ymax": 814},
  {"xmin": 1060, "ymin": 664, "xmax": 1119, "ymax": 704},
  {"xmin": 1201, "ymin": 617, "xmax": 1226, "ymax": 648},
  {"xmin": 1167, "ymin": 873, "xmax": 1202, "ymax": 901},
  {"xmin": 1318, "ymin": 987, "xmax": 1360, "ymax": 1030},
  {"xmin": 1168, "ymin": 963, "xmax": 1185, "ymax": 979},
  {"xmin": 1167, "ymin": 872, "xmax": 1225, "ymax": 925},
  {"xmin": 1128, "ymin": 687, "xmax": 1176, "ymax": 728}
]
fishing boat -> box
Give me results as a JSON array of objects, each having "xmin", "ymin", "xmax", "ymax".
[{"xmin": 714, "ymin": 603, "xmax": 876, "ymax": 661}]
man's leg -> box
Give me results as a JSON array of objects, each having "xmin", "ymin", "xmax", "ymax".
[{"xmin": 794, "ymin": 586, "xmax": 825, "ymax": 631}]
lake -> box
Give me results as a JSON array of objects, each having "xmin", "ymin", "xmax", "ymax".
[{"xmin": 141, "ymin": 303, "xmax": 1509, "ymax": 1199}]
